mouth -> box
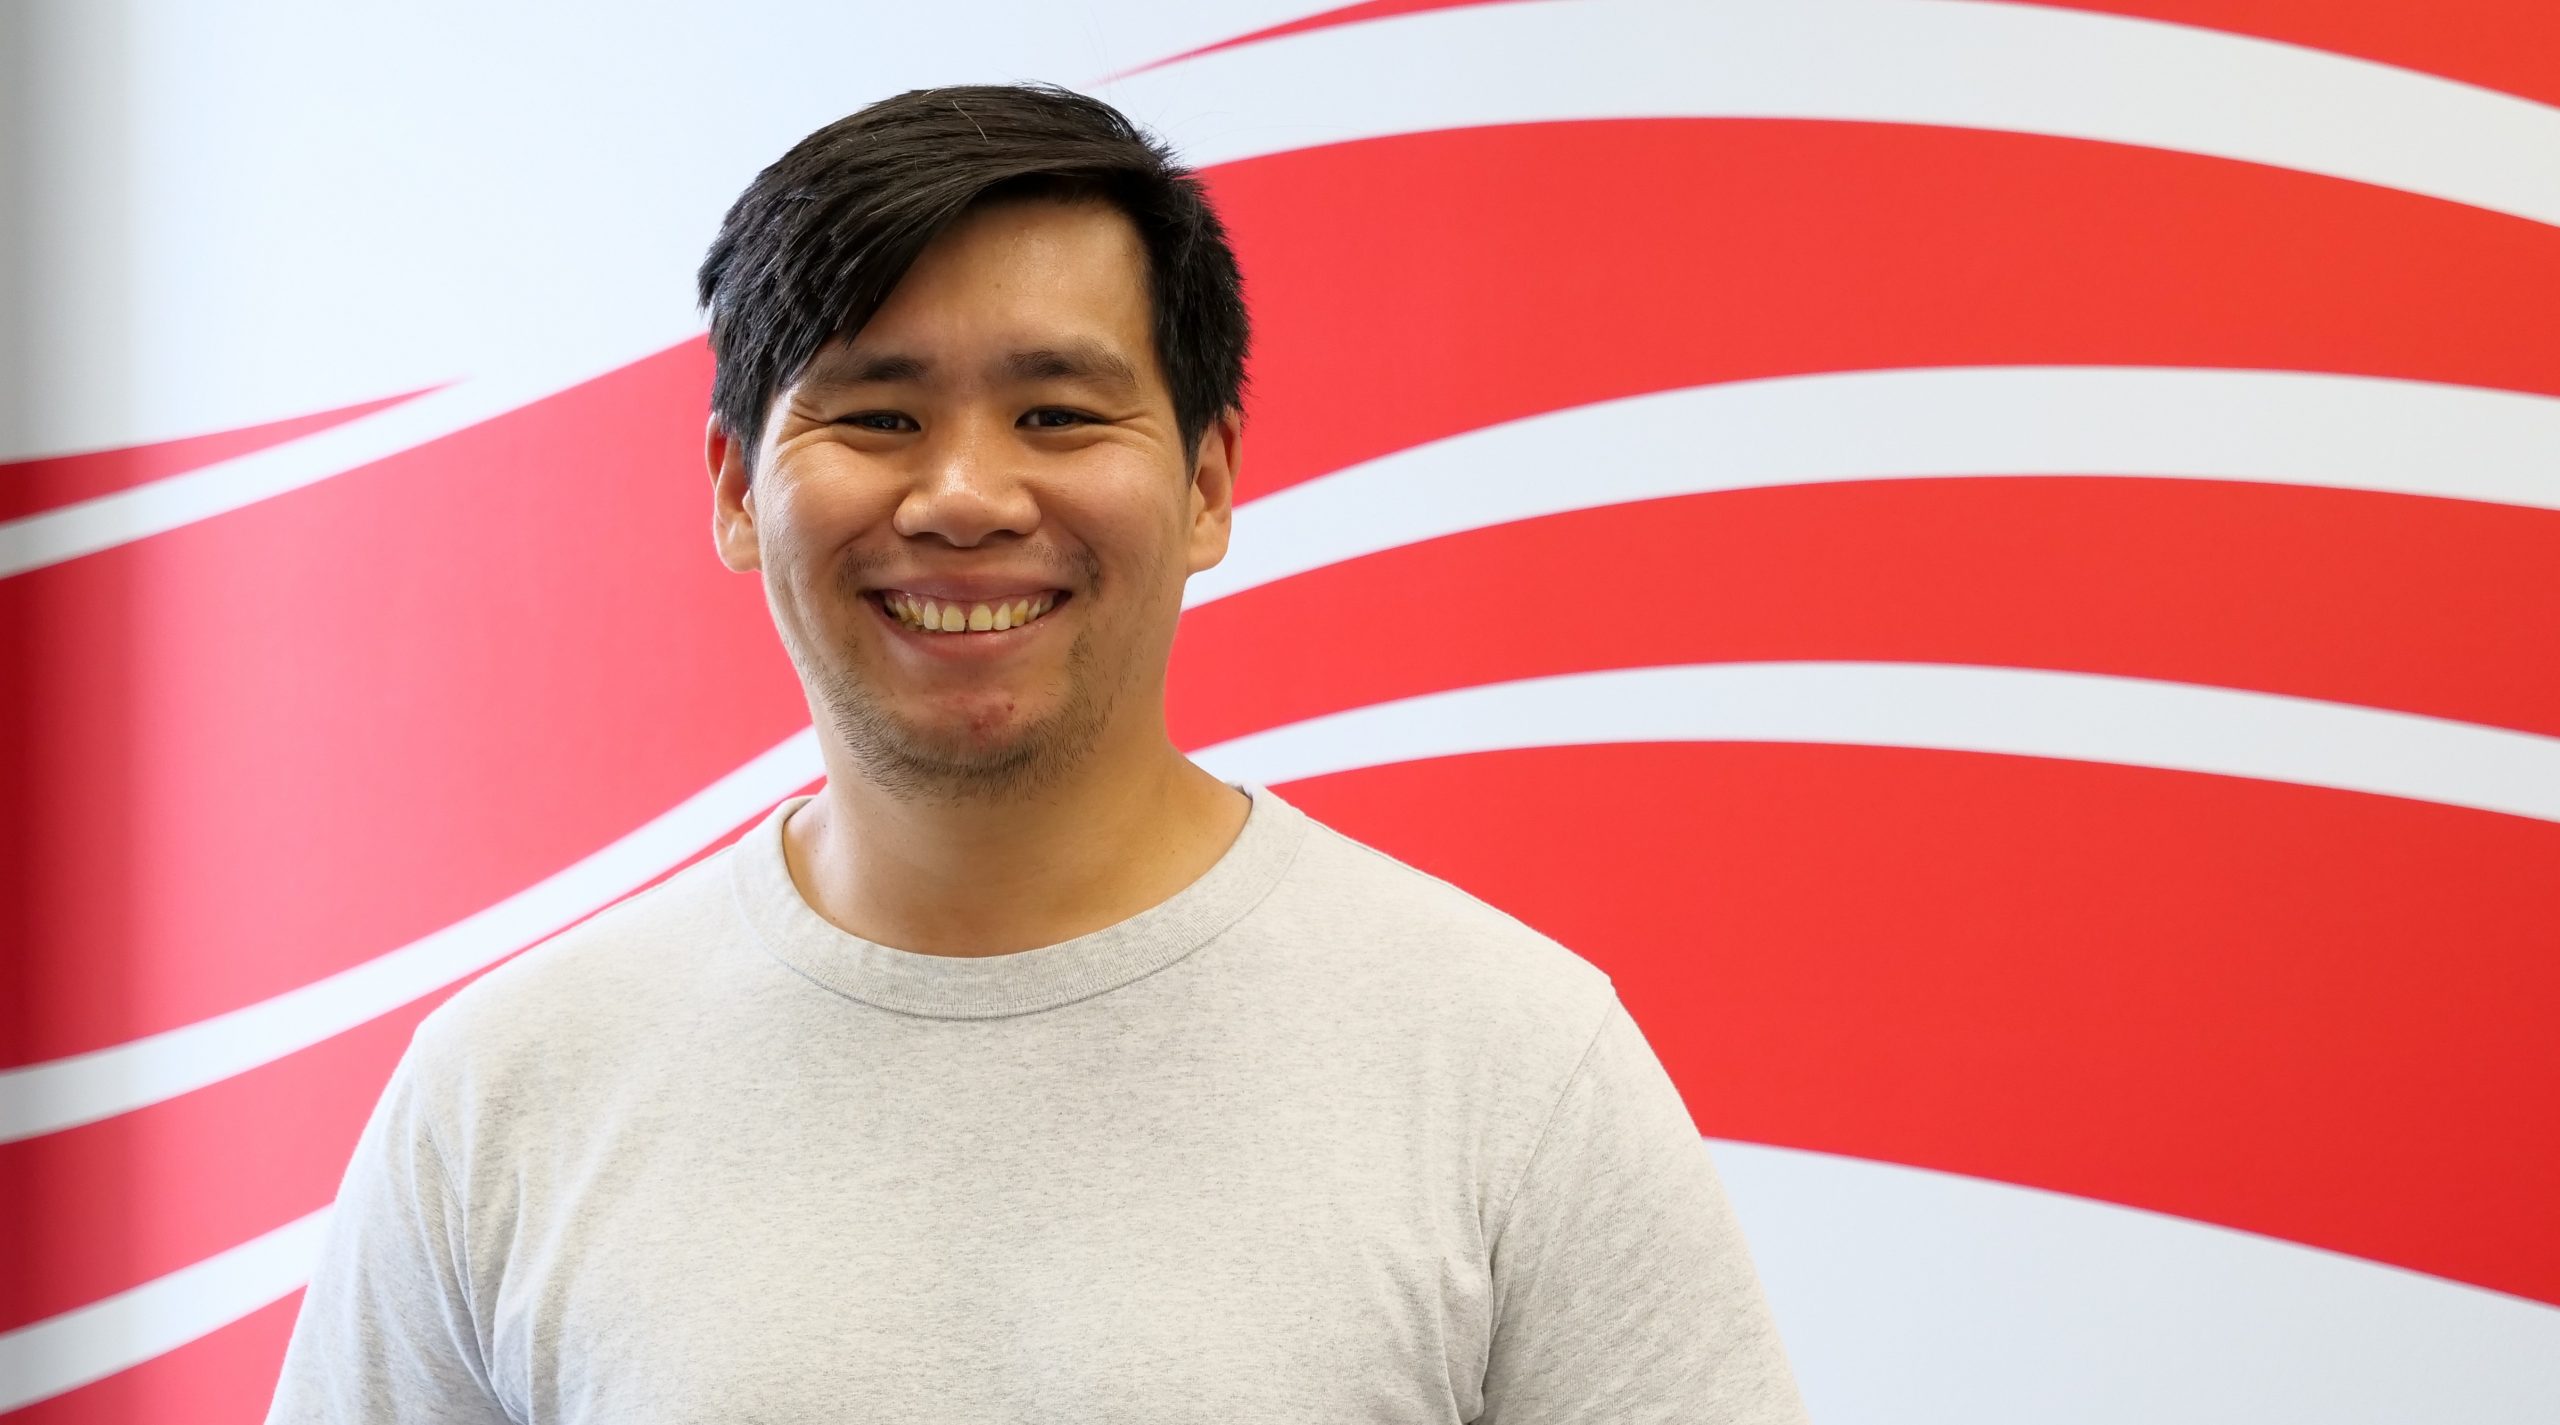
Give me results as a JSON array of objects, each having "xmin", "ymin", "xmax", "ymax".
[{"xmin": 871, "ymin": 588, "xmax": 1070, "ymax": 635}]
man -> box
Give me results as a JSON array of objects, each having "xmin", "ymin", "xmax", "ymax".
[{"xmin": 268, "ymin": 83, "xmax": 1811, "ymax": 1423}]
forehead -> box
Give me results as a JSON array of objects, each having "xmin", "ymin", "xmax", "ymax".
[{"xmin": 824, "ymin": 196, "xmax": 1156, "ymax": 373}]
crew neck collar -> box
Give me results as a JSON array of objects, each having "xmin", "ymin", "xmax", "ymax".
[{"xmin": 730, "ymin": 783, "xmax": 1308, "ymax": 1019}]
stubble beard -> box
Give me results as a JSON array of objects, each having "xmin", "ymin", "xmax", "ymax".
[
  {"xmin": 811, "ymin": 626, "xmax": 1122, "ymax": 807},
  {"xmin": 792, "ymin": 553, "xmax": 1147, "ymax": 808}
]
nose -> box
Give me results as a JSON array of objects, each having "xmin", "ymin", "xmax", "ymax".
[{"xmin": 891, "ymin": 416, "xmax": 1041, "ymax": 548}]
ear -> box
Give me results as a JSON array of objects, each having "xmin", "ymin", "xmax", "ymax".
[
  {"xmin": 707, "ymin": 415, "xmax": 761, "ymax": 573},
  {"xmin": 1183, "ymin": 408, "xmax": 1242, "ymax": 577}
]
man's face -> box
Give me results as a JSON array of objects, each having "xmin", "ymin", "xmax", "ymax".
[{"xmin": 709, "ymin": 196, "xmax": 1238, "ymax": 801}]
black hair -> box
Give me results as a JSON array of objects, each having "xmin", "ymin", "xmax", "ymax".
[{"xmin": 696, "ymin": 83, "xmax": 1249, "ymax": 476}]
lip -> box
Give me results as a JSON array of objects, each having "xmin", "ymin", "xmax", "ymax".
[{"xmin": 869, "ymin": 577, "xmax": 1069, "ymax": 603}]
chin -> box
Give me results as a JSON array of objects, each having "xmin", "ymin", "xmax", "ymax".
[
  {"xmin": 863, "ymin": 726, "xmax": 1078, "ymax": 802},
  {"xmin": 824, "ymin": 682, "xmax": 1110, "ymax": 802},
  {"xmin": 903, "ymin": 717, "xmax": 1046, "ymax": 768}
]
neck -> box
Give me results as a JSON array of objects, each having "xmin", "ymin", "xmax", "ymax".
[{"xmin": 782, "ymin": 715, "xmax": 1250, "ymax": 958}]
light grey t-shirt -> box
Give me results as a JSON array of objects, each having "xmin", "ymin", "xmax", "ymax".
[{"xmin": 268, "ymin": 783, "xmax": 1809, "ymax": 1424}]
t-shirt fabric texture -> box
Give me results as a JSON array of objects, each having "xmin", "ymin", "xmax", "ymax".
[{"xmin": 267, "ymin": 783, "xmax": 1811, "ymax": 1424}]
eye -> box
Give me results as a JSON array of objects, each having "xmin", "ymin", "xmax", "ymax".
[
  {"xmin": 1021, "ymin": 408, "xmax": 1095, "ymax": 430},
  {"xmin": 836, "ymin": 411, "xmax": 916, "ymax": 433}
]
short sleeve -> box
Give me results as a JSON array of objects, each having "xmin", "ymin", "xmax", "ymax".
[
  {"xmin": 1479, "ymin": 997, "xmax": 1811, "ymax": 1424},
  {"xmin": 265, "ymin": 1034, "xmax": 512, "ymax": 1424}
]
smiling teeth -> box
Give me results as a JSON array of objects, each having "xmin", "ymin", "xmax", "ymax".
[{"xmin": 886, "ymin": 592, "xmax": 1056, "ymax": 633}]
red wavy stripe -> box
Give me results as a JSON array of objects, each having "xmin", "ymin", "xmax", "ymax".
[
  {"xmin": 44, "ymin": 469, "xmax": 2560, "ymax": 1328},
  {"xmin": 0, "ymin": 389, "xmax": 431, "ymax": 523},
  {"xmin": 1283, "ymin": 743, "xmax": 2560, "ymax": 1306},
  {"xmin": 1169, "ymin": 478, "xmax": 2560, "ymax": 749},
  {"xmin": 6, "ymin": 1294, "xmax": 298, "ymax": 1424},
  {"xmin": 15, "ymin": 119, "xmax": 2560, "ymax": 1056},
  {"xmin": 1213, "ymin": 119, "xmax": 2560, "ymax": 503},
  {"xmin": 24, "ymin": 476, "xmax": 2559, "ymax": 1325},
  {"xmin": 0, "ymin": 342, "xmax": 808, "ymax": 1068},
  {"xmin": 0, "ymin": 798, "xmax": 788, "ymax": 1337},
  {"xmin": 0, "ymin": 998, "xmax": 432, "ymax": 1336},
  {"xmin": 14, "ymin": 736, "xmax": 2552, "ymax": 1348}
]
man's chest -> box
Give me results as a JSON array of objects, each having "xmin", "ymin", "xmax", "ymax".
[{"xmin": 471, "ymin": 1103, "xmax": 1493, "ymax": 1424}]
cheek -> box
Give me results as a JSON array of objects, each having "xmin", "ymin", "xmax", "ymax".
[
  {"xmin": 1063, "ymin": 478, "xmax": 1193, "ymax": 576},
  {"xmin": 763, "ymin": 473, "xmax": 851, "ymax": 538},
  {"xmin": 756, "ymin": 520, "xmax": 828, "ymax": 604},
  {"xmin": 759, "ymin": 466, "xmax": 896, "ymax": 578}
]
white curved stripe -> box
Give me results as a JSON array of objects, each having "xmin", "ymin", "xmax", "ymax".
[
  {"xmin": 1112, "ymin": 0, "xmax": 2560, "ymax": 229},
  {"xmin": 24, "ymin": 364, "xmax": 2560, "ymax": 1135},
  {"xmin": 21, "ymin": 371, "xmax": 2560, "ymax": 1130},
  {"xmin": 0, "ymin": 728, "xmax": 821, "ymax": 1145},
  {"xmin": 0, "ymin": 1206, "xmax": 331, "ymax": 1412},
  {"xmin": 1185, "ymin": 366, "xmax": 2560, "ymax": 607},
  {"xmin": 17, "ymin": 0, "xmax": 2560, "ymax": 578},
  {"xmin": 22, "ymin": 1141, "xmax": 2556, "ymax": 1418},
  {"xmin": 1716, "ymin": 1140, "xmax": 2560, "ymax": 1423},
  {"xmin": 1187, "ymin": 662, "xmax": 2560, "ymax": 825},
  {"xmin": 0, "ymin": 338, "xmax": 697, "ymax": 579}
]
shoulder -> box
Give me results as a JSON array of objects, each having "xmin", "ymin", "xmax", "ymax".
[
  {"xmin": 1243, "ymin": 799, "xmax": 1639, "ymax": 1232},
  {"xmin": 400, "ymin": 841, "xmax": 743, "ymax": 1106},
  {"xmin": 1254, "ymin": 799, "xmax": 1620, "ymax": 1056},
  {"xmin": 1286, "ymin": 808, "xmax": 1610, "ymax": 985}
]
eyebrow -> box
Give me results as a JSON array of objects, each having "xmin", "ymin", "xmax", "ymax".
[
  {"xmin": 805, "ymin": 342, "xmax": 1141, "ymax": 395},
  {"xmin": 812, "ymin": 350, "xmax": 930, "ymax": 387},
  {"xmin": 1000, "ymin": 343, "xmax": 1141, "ymax": 394}
]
